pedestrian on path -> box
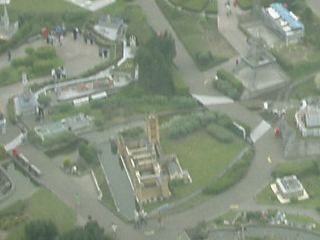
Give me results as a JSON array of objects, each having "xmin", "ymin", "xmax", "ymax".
[
  {"xmin": 134, "ymin": 210, "xmax": 140, "ymax": 229},
  {"xmin": 7, "ymin": 49, "xmax": 11, "ymax": 61},
  {"xmin": 110, "ymin": 222, "xmax": 118, "ymax": 239},
  {"xmin": 157, "ymin": 211, "xmax": 163, "ymax": 228},
  {"xmin": 139, "ymin": 209, "xmax": 147, "ymax": 225}
]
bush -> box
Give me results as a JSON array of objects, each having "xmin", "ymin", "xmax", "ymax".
[
  {"xmin": 271, "ymin": 160, "xmax": 316, "ymax": 179},
  {"xmin": 37, "ymin": 93, "xmax": 51, "ymax": 107},
  {"xmin": 216, "ymin": 69, "xmax": 244, "ymax": 92},
  {"xmin": 41, "ymin": 131, "xmax": 76, "ymax": 148},
  {"xmin": 196, "ymin": 50, "xmax": 213, "ymax": 66},
  {"xmin": 203, "ymin": 148, "xmax": 254, "ymax": 195},
  {"xmin": 78, "ymin": 142, "xmax": 98, "ymax": 165},
  {"xmin": 63, "ymin": 157, "xmax": 71, "ymax": 169},
  {"xmin": 0, "ymin": 200, "xmax": 26, "ymax": 218},
  {"xmin": 206, "ymin": 123, "xmax": 234, "ymax": 143}
]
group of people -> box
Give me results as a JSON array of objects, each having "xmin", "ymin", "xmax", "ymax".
[
  {"xmin": 51, "ymin": 66, "xmax": 67, "ymax": 80},
  {"xmin": 42, "ymin": 24, "xmax": 66, "ymax": 47},
  {"xmin": 133, "ymin": 209, "xmax": 148, "ymax": 229}
]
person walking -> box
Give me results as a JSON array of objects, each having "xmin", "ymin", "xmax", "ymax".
[
  {"xmin": 110, "ymin": 222, "xmax": 118, "ymax": 239},
  {"xmin": 134, "ymin": 210, "xmax": 140, "ymax": 229},
  {"xmin": 7, "ymin": 49, "xmax": 11, "ymax": 61},
  {"xmin": 157, "ymin": 211, "xmax": 163, "ymax": 228},
  {"xmin": 139, "ymin": 209, "xmax": 147, "ymax": 225}
]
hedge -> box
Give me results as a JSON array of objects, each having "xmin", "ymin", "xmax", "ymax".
[
  {"xmin": 216, "ymin": 69, "xmax": 244, "ymax": 92},
  {"xmin": 271, "ymin": 160, "xmax": 319, "ymax": 179},
  {"xmin": 203, "ymin": 148, "xmax": 254, "ymax": 195},
  {"xmin": 206, "ymin": 123, "xmax": 234, "ymax": 143}
]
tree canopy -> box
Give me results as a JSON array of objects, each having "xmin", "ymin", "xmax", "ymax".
[
  {"xmin": 24, "ymin": 220, "xmax": 113, "ymax": 240},
  {"xmin": 24, "ymin": 220, "xmax": 58, "ymax": 240},
  {"xmin": 135, "ymin": 30, "xmax": 176, "ymax": 96}
]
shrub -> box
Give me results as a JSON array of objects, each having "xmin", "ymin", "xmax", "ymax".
[
  {"xmin": 34, "ymin": 46, "xmax": 56, "ymax": 59},
  {"xmin": 78, "ymin": 142, "xmax": 98, "ymax": 165},
  {"xmin": 203, "ymin": 148, "xmax": 254, "ymax": 195},
  {"xmin": 196, "ymin": 50, "xmax": 213, "ymax": 66},
  {"xmin": 206, "ymin": 123, "xmax": 234, "ymax": 143},
  {"xmin": 0, "ymin": 200, "xmax": 26, "ymax": 218},
  {"xmin": 216, "ymin": 69, "xmax": 244, "ymax": 92},
  {"xmin": 37, "ymin": 93, "xmax": 51, "ymax": 107},
  {"xmin": 63, "ymin": 157, "xmax": 71, "ymax": 169},
  {"xmin": 271, "ymin": 161, "xmax": 316, "ymax": 179}
]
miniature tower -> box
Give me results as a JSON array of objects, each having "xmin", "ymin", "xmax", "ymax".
[
  {"xmin": 22, "ymin": 73, "xmax": 31, "ymax": 102},
  {"xmin": 146, "ymin": 114, "xmax": 159, "ymax": 146}
]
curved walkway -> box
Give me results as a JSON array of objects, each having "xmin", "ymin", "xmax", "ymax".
[{"xmin": 1, "ymin": 1, "xmax": 320, "ymax": 240}]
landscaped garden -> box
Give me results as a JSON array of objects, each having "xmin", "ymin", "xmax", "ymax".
[
  {"xmin": 3, "ymin": 188, "xmax": 76, "ymax": 240},
  {"xmin": 156, "ymin": 0, "xmax": 236, "ymax": 71},
  {"xmin": 255, "ymin": 159, "xmax": 320, "ymax": 210}
]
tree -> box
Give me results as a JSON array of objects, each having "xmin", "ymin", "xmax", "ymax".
[
  {"xmin": 37, "ymin": 93, "xmax": 51, "ymax": 107},
  {"xmin": 135, "ymin": 31, "xmax": 176, "ymax": 96},
  {"xmin": 24, "ymin": 220, "xmax": 58, "ymax": 240},
  {"xmin": 60, "ymin": 221, "xmax": 112, "ymax": 240}
]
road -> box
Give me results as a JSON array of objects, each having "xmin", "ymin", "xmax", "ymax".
[{"xmin": 1, "ymin": 0, "xmax": 320, "ymax": 240}]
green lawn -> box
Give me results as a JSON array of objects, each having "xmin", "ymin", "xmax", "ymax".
[
  {"xmin": 8, "ymin": 0, "xmax": 83, "ymax": 15},
  {"xmin": 156, "ymin": 0, "xmax": 236, "ymax": 70},
  {"xmin": 289, "ymin": 77, "xmax": 319, "ymax": 100},
  {"xmin": 161, "ymin": 130, "xmax": 247, "ymax": 197},
  {"xmin": 5, "ymin": 188, "xmax": 76, "ymax": 240}
]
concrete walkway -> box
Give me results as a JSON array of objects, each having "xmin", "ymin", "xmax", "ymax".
[{"xmin": 1, "ymin": 1, "xmax": 320, "ymax": 240}]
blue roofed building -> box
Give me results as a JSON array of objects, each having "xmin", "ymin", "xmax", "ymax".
[{"xmin": 262, "ymin": 2, "xmax": 304, "ymax": 44}]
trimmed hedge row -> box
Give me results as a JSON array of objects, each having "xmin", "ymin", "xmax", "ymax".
[
  {"xmin": 213, "ymin": 69, "xmax": 244, "ymax": 100},
  {"xmin": 203, "ymin": 148, "xmax": 254, "ymax": 195},
  {"xmin": 167, "ymin": 111, "xmax": 251, "ymax": 140},
  {"xmin": 206, "ymin": 123, "xmax": 234, "ymax": 143},
  {"xmin": 271, "ymin": 160, "xmax": 319, "ymax": 179}
]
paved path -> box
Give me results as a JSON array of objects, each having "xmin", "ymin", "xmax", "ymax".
[{"xmin": 1, "ymin": 1, "xmax": 320, "ymax": 240}]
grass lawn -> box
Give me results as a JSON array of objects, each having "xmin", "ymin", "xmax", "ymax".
[
  {"xmin": 156, "ymin": 0, "xmax": 236, "ymax": 70},
  {"xmin": 8, "ymin": 0, "xmax": 83, "ymax": 15},
  {"xmin": 289, "ymin": 77, "xmax": 319, "ymax": 100},
  {"xmin": 26, "ymin": 188, "xmax": 76, "ymax": 233},
  {"xmin": 92, "ymin": 165, "xmax": 117, "ymax": 211},
  {"xmin": 161, "ymin": 130, "xmax": 247, "ymax": 198},
  {"xmin": 5, "ymin": 187, "xmax": 76, "ymax": 240}
]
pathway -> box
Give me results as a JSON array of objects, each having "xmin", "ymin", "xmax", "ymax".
[{"xmin": 1, "ymin": 1, "xmax": 320, "ymax": 240}]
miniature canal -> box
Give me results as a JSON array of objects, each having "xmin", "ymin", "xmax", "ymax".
[{"xmin": 99, "ymin": 140, "xmax": 135, "ymax": 220}]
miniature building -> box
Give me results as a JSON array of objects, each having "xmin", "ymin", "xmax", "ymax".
[
  {"xmin": 262, "ymin": 2, "xmax": 304, "ymax": 44},
  {"xmin": 271, "ymin": 175, "xmax": 309, "ymax": 204},
  {"xmin": 0, "ymin": 4, "xmax": 18, "ymax": 40},
  {"xmin": 295, "ymin": 105, "xmax": 320, "ymax": 137},
  {"xmin": 117, "ymin": 114, "xmax": 191, "ymax": 205},
  {"xmin": 14, "ymin": 73, "xmax": 37, "ymax": 116},
  {"xmin": 34, "ymin": 113, "xmax": 90, "ymax": 141},
  {"xmin": 93, "ymin": 15, "xmax": 127, "ymax": 41},
  {"xmin": 276, "ymin": 175, "xmax": 304, "ymax": 199}
]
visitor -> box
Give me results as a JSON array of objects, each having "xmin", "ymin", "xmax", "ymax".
[
  {"xmin": 157, "ymin": 211, "xmax": 163, "ymax": 228},
  {"xmin": 139, "ymin": 209, "xmax": 147, "ymax": 225},
  {"xmin": 134, "ymin": 210, "xmax": 140, "ymax": 228},
  {"xmin": 110, "ymin": 222, "xmax": 118, "ymax": 239}
]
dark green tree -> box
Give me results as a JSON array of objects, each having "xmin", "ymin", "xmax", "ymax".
[
  {"xmin": 24, "ymin": 220, "xmax": 58, "ymax": 240},
  {"xmin": 60, "ymin": 221, "xmax": 112, "ymax": 240},
  {"xmin": 135, "ymin": 31, "xmax": 176, "ymax": 96}
]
